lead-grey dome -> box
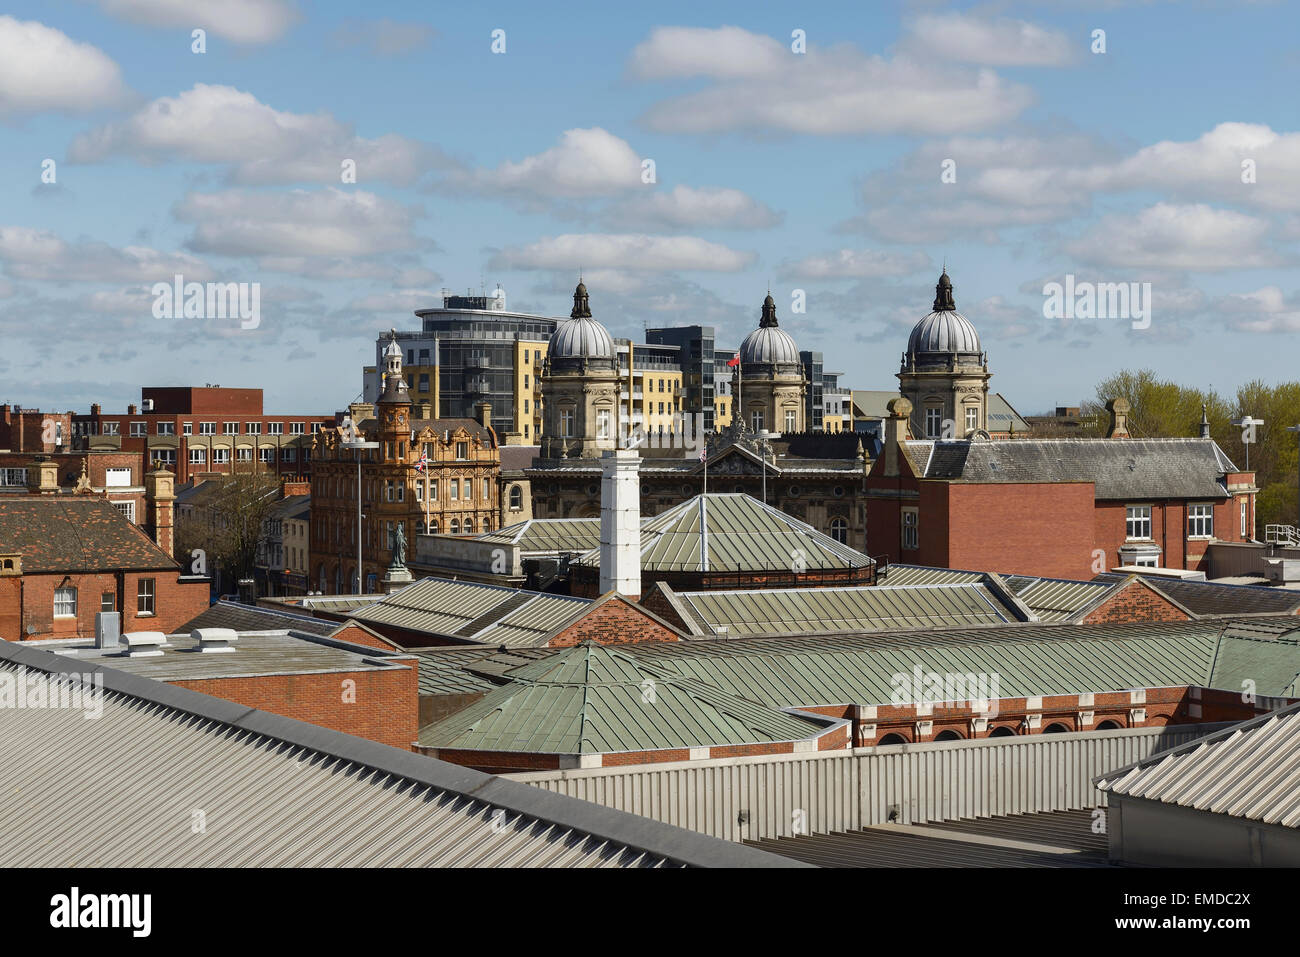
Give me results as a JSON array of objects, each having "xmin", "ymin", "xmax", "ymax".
[
  {"xmin": 740, "ymin": 293, "xmax": 800, "ymax": 366},
  {"xmin": 904, "ymin": 271, "xmax": 983, "ymax": 366},
  {"xmin": 548, "ymin": 281, "xmax": 615, "ymax": 360}
]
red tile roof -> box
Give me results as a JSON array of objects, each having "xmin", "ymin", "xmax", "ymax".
[{"xmin": 0, "ymin": 496, "xmax": 178, "ymax": 573}]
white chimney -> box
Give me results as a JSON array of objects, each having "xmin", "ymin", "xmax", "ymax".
[
  {"xmin": 191, "ymin": 627, "xmax": 239, "ymax": 653},
  {"xmin": 599, "ymin": 449, "xmax": 641, "ymax": 599}
]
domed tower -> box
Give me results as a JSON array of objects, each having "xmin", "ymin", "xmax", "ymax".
[
  {"xmin": 898, "ymin": 270, "xmax": 990, "ymax": 439},
  {"xmin": 737, "ymin": 293, "xmax": 805, "ymax": 434},
  {"xmin": 377, "ymin": 329, "xmax": 412, "ymax": 463},
  {"xmin": 540, "ymin": 281, "xmax": 620, "ymax": 458}
]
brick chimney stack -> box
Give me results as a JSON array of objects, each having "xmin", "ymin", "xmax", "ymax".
[
  {"xmin": 145, "ymin": 468, "xmax": 176, "ymax": 558},
  {"xmin": 475, "ymin": 401, "xmax": 493, "ymax": 430},
  {"xmin": 1106, "ymin": 398, "xmax": 1131, "ymax": 439}
]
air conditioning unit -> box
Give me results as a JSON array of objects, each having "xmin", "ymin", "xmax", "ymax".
[{"xmin": 142, "ymin": 398, "xmax": 154, "ymax": 412}]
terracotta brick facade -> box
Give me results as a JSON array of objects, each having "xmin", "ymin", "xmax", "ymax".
[{"xmin": 546, "ymin": 596, "xmax": 681, "ymax": 647}]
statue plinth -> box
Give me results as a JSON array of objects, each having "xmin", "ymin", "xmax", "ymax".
[{"xmin": 382, "ymin": 565, "xmax": 413, "ymax": 593}]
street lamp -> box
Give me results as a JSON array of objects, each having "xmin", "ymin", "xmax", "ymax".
[
  {"xmin": 1288, "ymin": 425, "xmax": 1300, "ymax": 529},
  {"xmin": 340, "ymin": 417, "xmax": 379, "ymax": 594},
  {"xmin": 1231, "ymin": 416, "xmax": 1264, "ymax": 472}
]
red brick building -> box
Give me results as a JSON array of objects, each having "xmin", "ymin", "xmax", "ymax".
[
  {"xmin": 0, "ymin": 491, "xmax": 208, "ymax": 640},
  {"xmin": 0, "ymin": 404, "xmax": 71, "ymax": 453},
  {"xmin": 73, "ymin": 386, "xmax": 337, "ymax": 484},
  {"xmin": 865, "ymin": 397, "xmax": 1256, "ymax": 579}
]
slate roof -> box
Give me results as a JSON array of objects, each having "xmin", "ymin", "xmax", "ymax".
[
  {"xmin": 499, "ymin": 445, "xmax": 540, "ymax": 471},
  {"xmin": 0, "ymin": 495, "xmax": 179, "ymax": 572},
  {"xmin": 914, "ymin": 437, "xmax": 1237, "ymax": 499},
  {"xmin": 1092, "ymin": 572, "xmax": 1300, "ymax": 617},
  {"xmin": 419, "ymin": 641, "xmax": 832, "ymax": 754},
  {"xmin": 1097, "ymin": 700, "xmax": 1300, "ymax": 827},
  {"xmin": 0, "ymin": 641, "xmax": 799, "ymax": 867},
  {"xmin": 572, "ymin": 493, "xmax": 873, "ymax": 573}
]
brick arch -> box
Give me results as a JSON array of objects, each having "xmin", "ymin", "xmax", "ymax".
[
  {"xmin": 875, "ymin": 732, "xmax": 910, "ymax": 746},
  {"xmin": 933, "ymin": 728, "xmax": 965, "ymax": 742},
  {"xmin": 1095, "ymin": 718, "xmax": 1125, "ymax": 730},
  {"xmin": 1144, "ymin": 713, "xmax": 1172, "ymax": 728},
  {"xmin": 1042, "ymin": 720, "xmax": 1073, "ymax": 734}
]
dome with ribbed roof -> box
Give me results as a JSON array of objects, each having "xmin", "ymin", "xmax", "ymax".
[
  {"xmin": 903, "ymin": 270, "xmax": 983, "ymax": 367},
  {"xmin": 740, "ymin": 293, "xmax": 800, "ymax": 367},
  {"xmin": 548, "ymin": 280, "xmax": 615, "ymax": 361}
]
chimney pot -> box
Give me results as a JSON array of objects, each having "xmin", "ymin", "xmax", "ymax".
[{"xmin": 1106, "ymin": 398, "xmax": 1131, "ymax": 438}]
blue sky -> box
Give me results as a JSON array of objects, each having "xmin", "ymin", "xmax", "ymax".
[{"xmin": 2, "ymin": 0, "xmax": 1298, "ymax": 416}]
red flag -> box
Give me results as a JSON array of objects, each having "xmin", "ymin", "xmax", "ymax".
[{"xmin": 726, "ymin": 354, "xmax": 740, "ymax": 367}]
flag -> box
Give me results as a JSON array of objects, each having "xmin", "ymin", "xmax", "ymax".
[
  {"xmin": 415, "ymin": 449, "xmax": 429, "ymax": 471},
  {"xmin": 699, "ymin": 446, "xmax": 707, "ymax": 463},
  {"xmin": 726, "ymin": 354, "xmax": 740, "ymax": 367}
]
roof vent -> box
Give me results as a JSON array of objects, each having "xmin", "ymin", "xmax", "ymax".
[
  {"xmin": 122, "ymin": 631, "xmax": 167, "ymax": 657},
  {"xmin": 191, "ymin": 627, "xmax": 239, "ymax": 654},
  {"xmin": 94, "ymin": 611, "xmax": 121, "ymax": 650}
]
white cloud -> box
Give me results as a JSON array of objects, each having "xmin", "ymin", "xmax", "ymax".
[
  {"xmin": 333, "ymin": 18, "xmax": 436, "ymax": 56},
  {"xmin": 454, "ymin": 127, "xmax": 644, "ymax": 199},
  {"xmin": 0, "ymin": 16, "xmax": 129, "ymax": 116},
  {"xmin": 602, "ymin": 185, "xmax": 781, "ymax": 230},
  {"xmin": 489, "ymin": 234, "xmax": 756, "ymax": 272},
  {"xmin": 629, "ymin": 26, "xmax": 1035, "ymax": 135},
  {"xmin": 85, "ymin": 0, "xmax": 298, "ymax": 44},
  {"xmin": 174, "ymin": 188, "xmax": 426, "ymax": 259},
  {"xmin": 0, "ymin": 226, "xmax": 211, "ymax": 282},
  {"xmin": 1065, "ymin": 203, "xmax": 1281, "ymax": 271},
  {"xmin": 70, "ymin": 84, "xmax": 437, "ymax": 186},
  {"xmin": 901, "ymin": 14, "xmax": 1075, "ymax": 67},
  {"xmin": 779, "ymin": 248, "xmax": 931, "ymax": 279},
  {"xmin": 1221, "ymin": 286, "xmax": 1300, "ymax": 333}
]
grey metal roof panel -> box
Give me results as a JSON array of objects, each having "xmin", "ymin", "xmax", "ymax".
[
  {"xmin": 1097, "ymin": 701, "xmax": 1300, "ymax": 827},
  {"xmin": 921, "ymin": 437, "xmax": 1235, "ymax": 499},
  {"xmin": 180, "ymin": 600, "xmax": 337, "ymax": 637},
  {"xmin": 0, "ymin": 641, "xmax": 804, "ymax": 868}
]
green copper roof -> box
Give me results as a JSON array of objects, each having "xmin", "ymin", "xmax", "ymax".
[{"xmin": 419, "ymin": 641, "xmax": 828, "ymax": 754}]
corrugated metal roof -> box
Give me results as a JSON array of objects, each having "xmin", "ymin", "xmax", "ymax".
[
  {"xmin": 572, "ymin": 493, "xmax": 872, "ymax": 573},
  {"xmin": 671, "ymin": 582, "xmax": 1021, "ymax": 637},
  {"xmin": 412, "ymin": 647, "xmax": 553, "ymax": 695},
  {"xmin": 1097, "ymin": 701, "xmax": 1300, "ymax": 827},
  {"xmin": 882, "ymin": 564, "xmax": 985, "ymax": 586},
  {"xmin": 350, "ymin": 577, "xmax": 590, "ymax": 646},
  {"xmin": 0, "ymin": 642, "xmax": 804, "ymax": 868},
  {"xmin": 885, "ymin": 566, "xmax": 1113, "ymax": 622},
  {"xmin": 180, "ymin": 599, "xmax": 337, "ymax": 637},
  {"xmin": 479, "ymin": 517, "xmax": 602, "ymax": 554},
  {"xmin": 419, "ymin": 642, "xmax": 828, "ymax": 754}
]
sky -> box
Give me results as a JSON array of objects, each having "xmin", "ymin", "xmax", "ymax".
[{"xmin": 1, "ymin": 0, "xmax": 1298, "ymax": 417}]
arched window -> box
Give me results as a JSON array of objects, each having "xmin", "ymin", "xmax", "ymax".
[
  {"xmin": 462, "ymin": 518, "xmax": 473, "ymax": 533},
  {"xmin": 989, "ymin": 726, "xmax": 1016, "ymax": 737},
  {"xmin": 1096, "ymin": 719, "xmax": 1122, "ymax": 730},
  {"xmin": 1043, "ymin": 722, "xmax": 1070, "ymax": 734},
  {"xmin": 934, "ymin": 729, "xmax": 963, "ymax": 741},
  {"xmin": 829, "ymin": 518, "xmax": 848, "ymax": 544},
  {"xmin": 509, "ymin": 485, "xmax": 523, "ymax": 509},
  {"xmin": 876, "ymin": 733, "xmax": 907, "ymax": 746},
  {"xmin": 450, "ymin": 518, "xmax": 459, "ymax": 534},
  {"xmin": 431, "ymin": 520, "xmax": 439, "ymax": 533}
]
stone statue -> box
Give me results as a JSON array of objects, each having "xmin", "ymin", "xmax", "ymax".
[{"xmin": 391, "ymin": 523, "xmax": 407, "ymax": 569}]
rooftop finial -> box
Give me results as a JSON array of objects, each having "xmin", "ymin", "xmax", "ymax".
[
  {"xmin": 933, "ymin": 268, "xmax": 956, "ymax": 312},
  {"xmin": 571, "ymin": 278, "xmax": 591, "ymax": 319},
  {"xmin": 760, "ymin": 290, "xmax": 778, "ymax": 327}
]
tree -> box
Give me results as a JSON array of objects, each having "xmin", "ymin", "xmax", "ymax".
[
  {"xmin": 176, "ymin": 472, "xmax": 283, "ymax": 594},
  {"xmin": 1087, "ymin": 369, "xmax": 1300, "ymax": 530}
]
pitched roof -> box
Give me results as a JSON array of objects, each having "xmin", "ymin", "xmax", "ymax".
[
  {"xmin": 179, "ymin": 599, "xmax": 337, "ymax": 637},
  {"xmin": 0, "ymin": 641, "xmax": 799, "ymax": 867},
  {"xmin": 350, "ymin": 577, "xmax": 592, "ymax": 646},
  {"xmin": 419, "ymin": 641, "xmax": 831, "ymax": 754},
  {"xmin": 0, "ymin": 495, "xmax": 179, "ymax": 572},
  {"xmin": 630, "ymin": 618, "xmax": 1300, "ymax": 708},
  {"xmin": 478, "ymin": 517, "xmax": 602, "ymax": 555},
  {"xmin": 1092, "ymin": 572, "xmax": 1300, "ymax": 617},
  {"xmin": 572, "ymin": 493, "xmax": 873, "ymax": 574},
  {"xmin": 913, "ymin": 437, "xmax": 1236, "ymax": 499},
  {"xmin": 1096, "ymin": 701, "xmax": 1300, "ymax": 827},
  {"xmin": 661, "ymin": 581, "xmax": 1028, "ymax": 637}
]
